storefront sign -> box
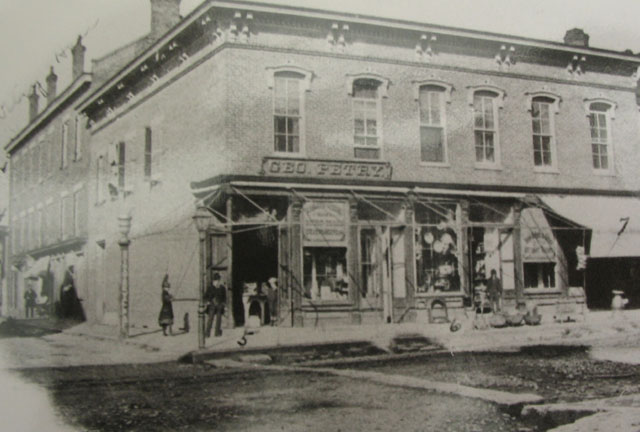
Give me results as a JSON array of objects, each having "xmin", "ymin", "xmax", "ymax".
[
  {"xmin": 302, "ymin": 201, "xmax": 348, "ymax": 246},
  {"xmin": 522, "ymin": 231, "xmax": 556, "ymax": 261},
  {"xmin": 262, "ymin": 157, "xmax": 392, "ymax": 181}
]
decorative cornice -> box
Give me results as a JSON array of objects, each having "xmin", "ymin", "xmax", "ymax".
[
  {"xmin": 525, "ymin": 91, "xmax": 562, "ymax": 113},
  {"xmin": 412, "ymin": 79, "xmax": 454, "ymax": 102},
  {"xmin": 345, "ymin": 72, "xmax": 391, "ymax": 97}
]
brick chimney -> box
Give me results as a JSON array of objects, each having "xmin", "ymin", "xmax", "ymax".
[
  {"xmin": 28, "ymin": 84, "xmax": 39, "ymax": 122},
  {"xmin": 46, "ymin": 66, "xmax": 57, "ymax": 105},
  {"xmin": 150, "ymin": 0, "xmax": 181, "ymax": 40},
  {"xmin": 71, "ymin": 36, "xmax": 86, "ymax": 80},
  {"xmin": 564, "ymin": 28, "xmax": 589, "ymax": 47}
]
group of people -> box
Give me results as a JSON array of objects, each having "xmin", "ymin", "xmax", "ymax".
[
  {"xmin": 23, "ymin": 265, "xmax": 84, "ymax": 321},
  {"xmin": 158, "ymin": 270, "xmax": 227, "ymax": 337}
]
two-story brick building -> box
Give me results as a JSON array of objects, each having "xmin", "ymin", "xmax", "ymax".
[{"xmin": 7, "ymin": 0, "xmax": 640, "ymax": 330}]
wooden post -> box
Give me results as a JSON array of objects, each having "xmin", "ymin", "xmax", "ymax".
[
  {"xmin": 459, "ymin": 200, "xmax": 471, "ymax": 299},
  {"xmin": 513, "ymin": 203, "xmax": 525, "ymax": 304},
  {"xmin": 225, "ymin": 196, "xmax": 233, "ymax": 328},
  {"xmin": 290, "ymin": 197, "xmax": 303, "ymax": 327}
]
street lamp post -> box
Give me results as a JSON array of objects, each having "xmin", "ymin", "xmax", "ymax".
[
  {"xmin": 118, "ymin": 214, "xmax": 132, "ymax": 339},
  {"xmin": 193, "ymin": 206, "xmax": 211, "ymax": 349}
]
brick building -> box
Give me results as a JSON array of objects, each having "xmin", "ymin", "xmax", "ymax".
[{"xmin": 6, "ymin": 0, "xmax": 640, "ymax": 329}]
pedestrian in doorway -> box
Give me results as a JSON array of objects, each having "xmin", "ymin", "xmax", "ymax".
[
  {"xmin": 487, "ymin": 269, "xmax": 503, "ymax": 313},
  {"xmin": 205, "ymin": 272, "xmax": 226, "ymax": 337},
  {"xmin": 158, "ymin": 274, "xmax": 174, "ymax": 336},
  {"xmin": 24, "ymin": 284, "xmax": 37, "ymax": 318},
  {"xmin": 266, "ymin": 277, "xmax": 278, "ymax": 326}
]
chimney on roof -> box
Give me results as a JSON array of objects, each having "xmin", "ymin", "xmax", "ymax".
[
  {"xmin": 150, "ymin": 0, "xmax": 182, "ymax": 40},
  {"xmin": 564, "ymin": 28, "xmax": 589, "ymax": 48},
  {"xmin": 71, "ymin": 36, "xmax": 86, "ymax": 80},
  {"xmin": 28, "ymin": 84, "xmax": 39, "ymax": 122},
  {"xmin": 46, "ymin": 66, "xmax": 58, "ymax": 105}
]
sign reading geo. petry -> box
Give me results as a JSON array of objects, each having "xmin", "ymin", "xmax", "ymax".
[{"xmin": 261, "ymin": 157, "xmax": 392, "ymax": 180}]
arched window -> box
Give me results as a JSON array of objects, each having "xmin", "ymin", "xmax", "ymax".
[
  {"xmin": 418, "ymin": 84, "xmax": 449, "ymax": 164},
  {"xmin": 586, "ymin": 101, "xmax": 615, "ymax": 171},
  {"xmin": 473, "ymin": 90, "xmax": 501, "ymax": 166},
  {"xmin": 530, "ymin": 95, "xmax": 559, "ymax": 170},
  {"xmin": 352, "ymin": 78, "xmax": 383, "ymax": 159}
]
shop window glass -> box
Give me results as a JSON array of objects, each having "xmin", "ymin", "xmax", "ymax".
[
  {"xmin": 414, "ymin": 202, "xmax": 460, "ymax": 294},
  {"xmin": 524, "ymin": 262, "xmax": 556, "ymax": 289},
  {"xmin": 303, "ymin": 247, "xmax": 349, "ymax": 302},
  {"xmin": 360, "ymin": 229, "xmax": 379, "ymax": 299}
]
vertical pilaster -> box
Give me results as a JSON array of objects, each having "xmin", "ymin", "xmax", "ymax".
[
  {"xmin": 225, "ymin": 196, "xmax": 233, "ymax": 328},
  {"xmin": 348, "ymin": 198, "xmax": 361, "ymax": 324},
  {"xmin": 290, "ymin": 197, "xmax": 304, "ymax": 327},
  {"xmin": 459, "ymin": 200, "xmax": 471, "ymax": 298},
  {"xmin": 513, "ymin": 202, "xmax": 524, "ymax": 304},
  {"xmin": 404, "ymin": 198, "xmax": 416, "ymax": 308}
]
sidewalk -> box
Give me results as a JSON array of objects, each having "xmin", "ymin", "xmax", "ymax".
[{"xmin": 57, "ymin": 309, "xmax": 640, "ymax": 365}]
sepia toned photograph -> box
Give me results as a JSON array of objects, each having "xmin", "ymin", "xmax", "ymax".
[{"xmin": 1, "ymin": 0, "xmax": 640, "ymax": 430}]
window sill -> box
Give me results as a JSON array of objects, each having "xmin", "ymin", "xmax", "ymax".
[
  {"xmin": 592, "ymin": 169, "xmax": 616, "ymax": 177},
  {"xmin": 474, "ymin": 164, "xmax": 502, "ymax": 171},
  {"xmin": 271, "ymin": 151, "xmax": 305, "ymax": 158},
  {"xmin": 415, "ymin": 291, "xmax": 464, "ymax": 298},
  {"xmin": 524, "ymin": 288, "xmax": 562, "ymax": 295},
  {"xmin": 302, "ymin": 300, "xmax": 354, "ymax": 310},
  {"xmin": 533, "ymin": 167, "xmax": 559, "ymax": 174},
  {"xmin": 419, "ymin": 162, "xmax": 450, "ymax": 168}
]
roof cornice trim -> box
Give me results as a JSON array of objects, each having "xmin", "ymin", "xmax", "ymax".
[{"xmin": 5, "ymin": 74, "xmax": 92, "ymax": 153}]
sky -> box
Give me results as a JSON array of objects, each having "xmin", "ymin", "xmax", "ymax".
[{"xmin": 0, "ymin": 0, "xmax": 639, "ymax": 212}]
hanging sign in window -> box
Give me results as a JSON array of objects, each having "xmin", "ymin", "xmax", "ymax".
[
  {"xmin": 302, "ymin": 201, "xmax": 348, "ymax": 246},
  {"xmin": 262, "ymin": 157, "xmax": 392, "ymax": 180}
]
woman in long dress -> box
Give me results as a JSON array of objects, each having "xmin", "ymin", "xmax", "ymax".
[{"xmin": 158, "ymin": 274, "xmax": 174, "ymax": 336}]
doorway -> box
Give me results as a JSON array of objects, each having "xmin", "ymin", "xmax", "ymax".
[{"xmin": 232, "ymin": 225, "xmax": 278, "ymax": 326}]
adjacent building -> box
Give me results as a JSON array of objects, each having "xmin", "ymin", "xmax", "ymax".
[{"xmin": 5, "ymin": 0, "xmax": 640, "ymax": 329}]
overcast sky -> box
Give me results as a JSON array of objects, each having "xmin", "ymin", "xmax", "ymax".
[{"xmin": 0, "ymin": 0, "xmax": 639, "ymax": 209}]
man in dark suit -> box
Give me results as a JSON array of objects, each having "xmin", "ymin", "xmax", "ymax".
[{"xmin": 204, "ymin": 272, "xmax": 227, "ymax": 337}]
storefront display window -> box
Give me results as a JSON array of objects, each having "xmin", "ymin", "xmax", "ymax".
[
  {"xmin": 303, "ymin": 247, "xmax": 349, "ymax": 302},
  {"xmin": 414, "ymin": 201, "xmax": 461, "ymax": 294},
  {"xmin": 524, "ymin": 262, "xmax": 556, "ymax": 289}
]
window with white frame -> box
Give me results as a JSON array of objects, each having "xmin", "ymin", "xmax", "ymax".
[
  {"xmin": 74, "ymin": 115, "xmax": 83, "ymax": 161},
  {"xmin": 588, "ymin": 102, "xmax": 614, "ymax": 171},
  {"xmin": 40, "ymin": 139, "xmax": 49, "ymax": 179},
  {"xmin": 352, "ymin": 79, "xmax": 383, "ymax": 160},
  {"xmin": 144, "ymin": 127, "xmax": 153, "ymax": 181},
  {"xmin": 273, "ymin": 72, "xmax": 303, "ymax": 153},
  {"xmin": 96, "ymin": 155, "xmax": 105, "ymax": 203},
  {"xmin": 473, "ymin": 90, "xmax": 500, "ymax": 165},
  {"xmin": 531, "ymin": 96, "xmax": 557, "ymax": 168},
  {"xmin": 61, "ymin": 121, "xmax": 69, "ymax": 169},
  {"xmin": 419, "ymin": 85, "xmax": 447, "ymax": 163}
]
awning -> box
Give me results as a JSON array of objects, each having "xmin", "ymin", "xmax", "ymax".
[
  {"xmin": 25, "ymin": 256, "xmax": 51, "ymax": 278},
  {"xmin": 541, "ymin": 195, "xmax": 640, "ymax": 258}
]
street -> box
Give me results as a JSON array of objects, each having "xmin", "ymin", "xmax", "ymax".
[{"xmin": 5, "ymin": 336, "xmax": 640, "ymax": 431}]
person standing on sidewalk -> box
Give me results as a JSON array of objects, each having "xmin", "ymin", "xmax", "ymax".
[
  {"xmin": 158, "ymin": 274, "xmax": 174, "ymax": 336},
  {"xmin": 487, "ymin": 269, "xmax": 503, "ymax": 313},
  {"xmin": 205, "ymin": 272, "xmax": 226, "ymax": 337},
  {"xmin": 24, "ymin": 284, "xmax": 37, "ymax": 318}
]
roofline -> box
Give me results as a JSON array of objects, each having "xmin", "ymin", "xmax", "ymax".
[
  {"xmin": 218, "ymin": 0, "xmax": 640, "ymax": 62},
  {"xmin": 5, "ymin": 73, "xmax": 92, "ymax": 153},
  {"xmin": 78, "ymin": 0, "xmax": 640, "ymax": 113},
  {"xmin": 190, "ymin": 174, "xmax": 640, "ymax": 199}
]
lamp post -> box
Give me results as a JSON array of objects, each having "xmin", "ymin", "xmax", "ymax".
[
  {"xmin": 118, "ymin": 214, "xmax": 132, "ymax": 339},
  {"xmin": 193, "ymin": 206, "xmax": 211, "ymax": 349}
]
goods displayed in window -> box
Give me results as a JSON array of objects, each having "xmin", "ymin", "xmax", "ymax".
[{"xmin": 303, "ymin": 247, "xmax": 349, "ymax": 302}]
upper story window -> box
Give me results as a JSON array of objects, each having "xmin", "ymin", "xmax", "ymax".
[
  {"xmin": 273, "ymin": 72, "xmax": 303, "ymax": 153},
  {"xmin": 117, "ymin": 141, "xmax": 126, "ymax": 189},
  {"xmin": 144, "ymin": 127, "xmax": 153, "ymax": 181},
  {"xmin": 352, "ymin": 79, "xmax": 383, "ymax": 159},
  {"xmin": 473, "ymin": 90, "xmax": 500, "ymax": 166},
  {"xmin": 267, "ymin": 66, "xmax": 312, "ymax": 155},
  {"xmin": 74, "ymin": 115, "xmax": 83, "ymax": 161},
  {"xmin": 587, "ymin": 101, "xmax": 616, "ymax": 172},
  {"xmin": 96, "ymin": 155, "xmax": 105, "ymax": 204},
  {"xmin": 417, "ymin": 83, "xmax": 452, "ymax": 164},
  {"xmin": 61, "ymin": 121, "xmax": 69, "ymax": 169},
  {"xmin": 530, "ymin": 95, "xmax": 560, "ymax": 170}
]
